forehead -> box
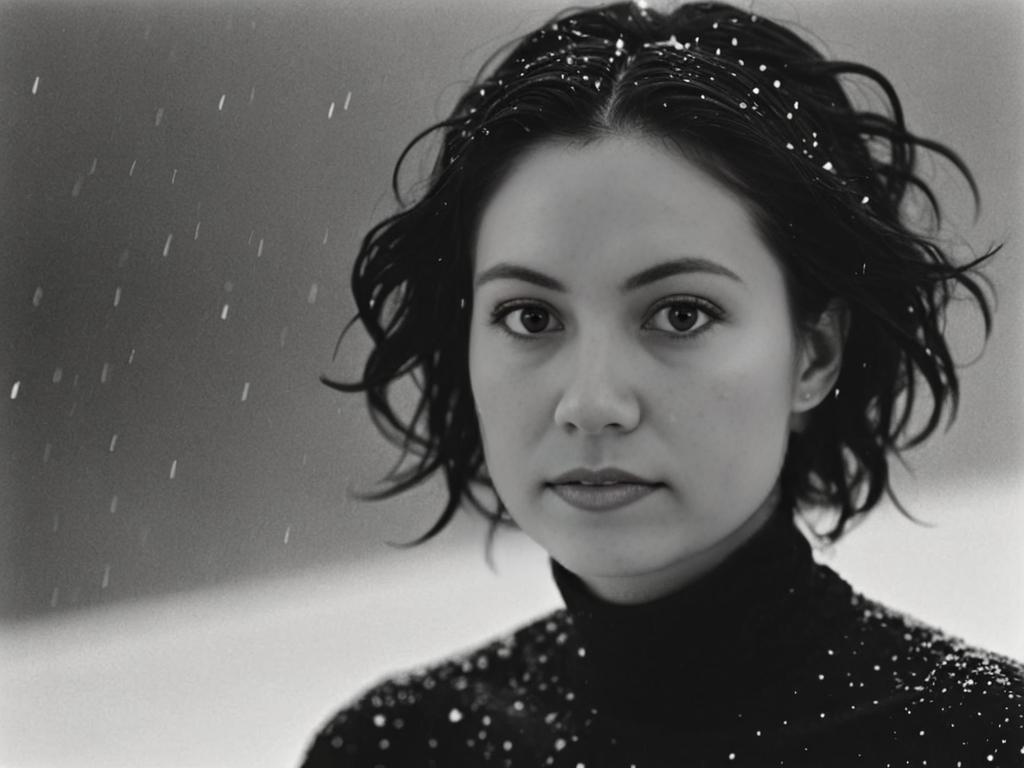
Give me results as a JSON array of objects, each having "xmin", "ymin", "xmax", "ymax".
[{"xmin": 473, "ymin": 135, "xmax": 777, "ymax": 288}]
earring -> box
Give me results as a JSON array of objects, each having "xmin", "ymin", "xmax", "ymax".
[{"xmin": 800, "ymin": 391, "xmax": 813, "ymax": 402}]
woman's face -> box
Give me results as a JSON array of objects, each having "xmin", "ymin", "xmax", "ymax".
[{"xmin": 468, "ymin": 134, "xmax": 830, "ymax": 603}]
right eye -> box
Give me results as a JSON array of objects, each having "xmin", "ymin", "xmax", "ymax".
[{"xmin": 490, "ymin": 302, "xmax": 564, "ymax": 338}]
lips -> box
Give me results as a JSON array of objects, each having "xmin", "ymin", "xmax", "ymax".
[{"xmin": 547, "ymin": 467, "xmax": 661, "ymax": 511}]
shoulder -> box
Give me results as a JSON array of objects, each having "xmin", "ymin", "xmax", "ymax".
[
  {"xmin": 846, "ymin": 589, "xmax": 1024, "ymax": 744},
  {"xmin": 299, "ymin": 608, "xmax": 572, "ymax": 767}
]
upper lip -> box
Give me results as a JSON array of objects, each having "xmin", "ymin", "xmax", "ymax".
[{"xmin": 548, "ymin": 468, "xmax": 657, "ymax": 485}]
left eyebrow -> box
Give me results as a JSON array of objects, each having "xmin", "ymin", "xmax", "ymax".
[
  {"xmin": 622, "ymin": 257, "xmax": 743, "ymax": 291},
  {"xmin": 473, "ymin": 256, "xmax": 744, "ymax": 293}
]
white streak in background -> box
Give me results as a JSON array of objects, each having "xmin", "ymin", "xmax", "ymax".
[
  {"xmin": 71, "ymin": 176, "xmax": 83, "ymax": 197},
  {"xmin": 52, "ymin": 367, "xmax": 63, "ymax": 384},
  {"xmin": 50, "ymin": 588, "xmax": 59, "ymax": 608},
  {"xmin": 100, "ymin": 362, "xmax": 110, "ymax": 384},
  {"xmin": 249, "ymin": 86, "xmax": 256, "ymax": 104},
  {"xmin": 343, "ymin": 90, "xmax": 352, "ymax": 110},
  {"xmin": 31, "ymin": 75, "xmax": 40, "ymax": 94},
  {"xmin": 171, "ymin": 168, "xmax": 178, "ymax": 184},
  {"xmin": 327, "ymin": 101, "xmax": 335, "ymax": 119},
  {"xmin": 256, "ymin": 238, "xmax": 264, "ymax": 258},
  {"xmin": 101, "ymin": 565, "xmax": 111, "ymax": 590},
  {"xmin": 89, "ymin": 157, "xmax": 97, "ymax": 175},
  {"xmin": 113, "ymin": 286, "xmax": 122, "ymax": 307},
  {"xmin": 154, "ymin": 107, "xmax": 164, "ymax": 127},
  {"xmin": 43, "ymin": 443, "xmax": 52, "ymax": 463},
  {"xmin": 279, "ymin": 326, "xmax": 288, "ymax": 347},
  {"xmin": 110, "ymin": 495, "xmax": 118, "ymax": 514},
  {"xmin": 109, "ymin": 434, "xmax": 118, "ymax": 452},
  {"xmin": 241, "ymin": 382, "xmax": 250, "ymax": 402},
  {"xmin": 163, "ymin": 233, "xmax": 173, "ymax": 257},
  {"xmin": 128, "ymin": 348, "xmax": 136, "ymax": 365},
  {"xmin": 220, "ymin": 303, "xmax": 230, "ymax": 320},
  {"xmin": 322, "ymin": 227, "xmax": 329, "ymax": 245},
  {"xmin": 32, "ymin": 286, "xmax": 43, "ymax": 307},
  {"xmin": 218, "ymin": 93, "xmax": 226, "ymax": 111},
  {"xmin": 52, "ymin": 514, "xmax": 59, "ymax": 533},
  {"xmin": 307, "ymin": 283, "xmax": 318, "ymax": 304},
  {"xmin": 129, "ymin": 159, "xmax": 137, "ymax": 177},
  {"xmin": 169, "ymin": 460, "xmax": 177, "ymax": 480},
  {"xmin": 283, "ymin": 526, "xmax": 291, "ymax": 544},
  {"xmin": 194, "ymin": 221, "xmax": 201, "ymax": 240},
  {"xmin": 248, "ymin": 230, "xmax": 255, "ymax": 245},
  {"xmin": 10, "ymin": 381, "xmax": 20, "ymax": 399}
]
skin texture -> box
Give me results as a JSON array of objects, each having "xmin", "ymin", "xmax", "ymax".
[{"xmin": 468, "ymin": 134, "xmax": 844, "ymax": 604}]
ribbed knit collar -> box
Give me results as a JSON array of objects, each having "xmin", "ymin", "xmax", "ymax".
[{"xmin": 551, "ymin": 509, "xmax": 827, "ymax": 726}]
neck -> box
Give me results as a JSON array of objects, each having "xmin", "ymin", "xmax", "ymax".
[{"xmin": 577, "ymin": 484, "xmax": 781, "ymax": 604}]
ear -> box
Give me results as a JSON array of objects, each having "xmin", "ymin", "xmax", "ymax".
[{"xmin": 790, "ymin": 299, "xmax": 849, "ymax": 430}]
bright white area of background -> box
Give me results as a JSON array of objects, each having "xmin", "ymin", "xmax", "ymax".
[{"xmin": 1, "ymin": 474, "xmax": 1021, "ymax": 768}]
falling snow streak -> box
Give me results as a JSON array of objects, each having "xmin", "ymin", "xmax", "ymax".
[{"xmin": 31, "ymin": 75, "xmax": 40, "ymax": 94}]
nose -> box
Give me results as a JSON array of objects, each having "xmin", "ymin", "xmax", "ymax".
[{"xmin": 552, "ymin": 331, "xmax": 641, "ymax": 435}]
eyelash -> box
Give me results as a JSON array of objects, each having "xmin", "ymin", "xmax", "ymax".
[{"xmin": 488, "ymin": 297, "xmax": 724, "ymax": 341}]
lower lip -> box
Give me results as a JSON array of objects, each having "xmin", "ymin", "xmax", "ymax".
[{"xmin": 549, "ymin": 483, "xmax": 660, "ymax": 511}]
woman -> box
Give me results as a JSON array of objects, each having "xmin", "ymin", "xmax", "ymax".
[{"xmin": 302, "ymin": 2, "xmax": 1022, "ymax": 765}]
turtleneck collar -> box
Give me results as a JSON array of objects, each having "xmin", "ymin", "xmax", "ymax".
[{"xmin": 551, "ymin": 508, "xmax": 823, "ymax": 724}]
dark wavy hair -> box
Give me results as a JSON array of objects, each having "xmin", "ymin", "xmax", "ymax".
[{"xmin": 324, "ymin": 1, "xmax": 996, "ymax": 544}]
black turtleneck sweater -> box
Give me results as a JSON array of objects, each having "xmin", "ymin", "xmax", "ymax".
[{"xmin": 300, "ymin": 513, "xmax": 1024, "ymax": 766}]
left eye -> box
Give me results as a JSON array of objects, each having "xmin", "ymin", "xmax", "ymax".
[{"xmin": 645, "ymin": 301, "xmax": 715, "ymax": 334}]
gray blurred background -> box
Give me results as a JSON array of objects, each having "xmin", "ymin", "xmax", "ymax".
[{"xmin": 1, "ymin": 1, "xmax": 1021, "ymax": 766}]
